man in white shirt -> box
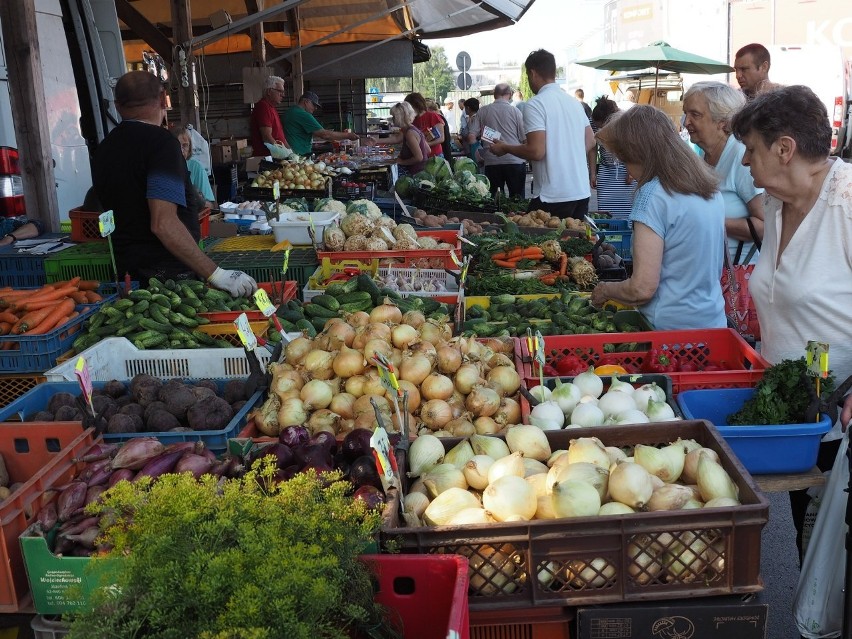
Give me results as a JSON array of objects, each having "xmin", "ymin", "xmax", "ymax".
[
  {"xmin": 491, "ymin": 49, "xmax": 595, "ymax": 219},
  {"xmin": 441, "ymin": 97, "xmax": 457, "ymax": 134}
]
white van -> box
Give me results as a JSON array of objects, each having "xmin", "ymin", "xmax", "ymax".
[
  {"xmin": 0, "ymin": 0, "xmax": 125, "ymax": 221},
  {"xmin": 767, "ymin": 45, "xmax": 852, "ymax": 156}
]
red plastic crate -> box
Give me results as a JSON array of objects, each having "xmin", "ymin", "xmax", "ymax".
[
  {"xmin": 516, "ymin": 329, "xmax": 769, "ymax": 395},
  {"xmin": 317, "ymin": 230, "xmax": 463, "ymax": 269},
  {"xmin": 0, "ymin": 424, "xmax": 96, "ymax": 612},
  {"xmin": 469, "ymin": 606, "xmax": 573, "ymax": 639},
  {"xmin": 197, "ymin": 281, "xmax": 297, "ymax": 322},
  {"xmin": 366, "ymin": 554, "xmax": 469, "ymax": 639},
  {"xmin": 198, "ymin": 207, "xmax": 211, "ymax": 239},
  {"xmin": 68, "ymin": 207, "xmax": 104, "ymax": 243}
]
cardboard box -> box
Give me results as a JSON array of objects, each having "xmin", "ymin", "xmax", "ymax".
[
  {"xmin": 576, "ymin": 597, "xmax": 768, "ymax": 639},
  {"xmin": 210, "ymin": 143, "xmax": 233, "ymax": 165}
]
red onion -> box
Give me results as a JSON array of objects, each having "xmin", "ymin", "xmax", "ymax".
[
  {"xmin": 279, "ymin": 425, "xmax": 309, "ymax": 448},
  {"xmin": 342, "ymin": 428, "xmax": 373, "ymax": 462},
  {"xmin": 353, "ymin": 485, "xmax": 386, "ymax": 510}
]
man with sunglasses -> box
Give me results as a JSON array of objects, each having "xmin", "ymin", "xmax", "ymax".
[{"xmin": 250, "ymin": 76, "xmax": 290, "ymax": 156}]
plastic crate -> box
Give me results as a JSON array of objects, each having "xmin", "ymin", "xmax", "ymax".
[
  {"xmin": 44, "ymin": 243, "xmax": 114, "ymax": 284},
  {"xmin": 382, "ymin": 420, "xmax": 768, "ymax": 609},
  {"xmin": 198, "ymin": 281, "xmax": 297, "ymax": 322},
  {"xmin": 0, "ymin": 307, "xmax": 94, "ymax": 373},
  {"xmin": 242, "ymin": 177, "xmax": 331, "ymax": 201},
  {"xmin": 0, "ymin": 424, "xmax": 95, "ymax": 612},
  {"xmin": 0, "ymin": 380, "xmax": 261, "ymax": 452},
  {"xmin": 515, "ymin": 329, "xmax": 769, "ymax": 395},
  {"xmin": 366, "ymin": 554, "xmax": 470, "ymax": 639},
  {"xmin": 332, "ymin": 180, "xmax": 375, "ymax": 201},
  {"xmin": 211, "ymin": 248, "xmax": 318, "ymax": 300},
  {"xmin": 44, "ymin": 336, "xmax": 271, "ymax": 382},
  {"xmin": 0, "ymin": 374, "xmax": 45, "ymax": 409},
  {"xmin": 198, "ymin": 207, "xmax": 211, "ymax": 239},
  {"xmin": 521, "ymin": 374, "xmax": 680, "ymax": 422},
  {"xmin": 317, "ymin": 229, "xmax": 463, "ymax": 270},
  {"xmin": 677, "ymin": 388, "xmax": 833, "ymax": 474},
  {"xmin": 599, "ymin": 229, "xmax": 633, "ymax": 260},
  {"xmin": 0, "ymin": 246, "xmax": 50, "ymax": 288},
  {"xmin": 469, "ymin": 606, "xmax": 573, "ymax": 639},
  {"xmin": 270, "ymin": 210, "xmax": 340, "ymax": 246},
  {"xmin": 30, "ymin": 615, "xmax": 70, "ymax": 639},
  {"xmin": 68, "ymin": 207, "xmax": 104, "ymax": 243},
  {"xmin": 592, "ymin": 218, "xmax": 631, "ymax": 232},
  {"xmin": 195, "ymin": 319, "xmax": 269, "ymax": 346},
  {"xmin": 207, "ymin": 235, "xmax": 278, "ymax": 252},
  {"xmin": 412, "ymin": 187, "xmax": 499, "ymax": 214},
  {"xmin": 303, "ymin": 266, "xmax": 460, "ymax": 302}
]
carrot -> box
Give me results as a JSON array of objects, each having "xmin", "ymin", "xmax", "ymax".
[
  {"xmin": 0, "ymin": 311, "xmax": 20, "ymax": 324},
  {"xmin": 493, "ymin": 259, "xmax": 520, "ymax": 269},
  {"xmin": 539, "ymin": 273, "xmax": 558, "ymax": 286},
  {"xmin": 69, "ymin": 291, "xmax": 89, "ymax": 304},
  {"xmin": 84, "ymin": 291, "xmax": 103, "ymax": 303},
  {"xmin": 558, "ymin": 253, "xmax": 569, "ymax": 277},
  {"xmin": 77, "ymin": 280, "xmax": 100, "ymax": 291},
  {"xmin": 0, "ymin": 322, "xmax": 11, "ymax": 336},
  {"xmin": 13, "ymin": 285, "xmax": 78, "ymax": 310},
  {"xmin": 13, "ymin": 305, "xmax": 57, "ymax": 334},
  {"xmin": 19, "ymin": 298, "xmax": 75, "ymax": 334},
  {"xmin": 66, "ymin": 276, "xmax": 81, "ymax": 288}
]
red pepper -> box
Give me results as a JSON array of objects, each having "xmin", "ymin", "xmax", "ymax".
[
  {"xmin": 678, "ymin": 361, "xmax": 699, "ymax": 372},
  {"xmin": 554, "ymin": 355, "xmax": 587, "ymax": 377},
  {"xmin": 543, "ymin": 364, "xmax": 560, "ymax": 377},
  {"xmin": 645, "ymin": 348, "xmax": 678, "ymax": 374},
  {"xmin": 702, "ymin": 362, "xmax": 723, "ymax": 372}
]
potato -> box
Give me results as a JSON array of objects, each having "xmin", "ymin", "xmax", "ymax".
[
  {"xmin": 0, "ymin": 486, "xmax": 11, "ymax": 501},
  {"xmin": 0, "ymin": 453, "xmax": 8, "ymax": 488}
]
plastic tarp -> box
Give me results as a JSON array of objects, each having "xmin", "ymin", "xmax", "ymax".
[{"xmin": 119, "ymin": 0, "xmax": 536, "ymax": 58}]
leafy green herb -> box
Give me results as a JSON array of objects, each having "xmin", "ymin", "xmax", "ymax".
[
  {"xmin": 727, "ymin": 358, "xmax": 835, "ymax": 425},
  {"xmin": 66, "ymin": 463, "xmax": 398, "ymax": 639}
]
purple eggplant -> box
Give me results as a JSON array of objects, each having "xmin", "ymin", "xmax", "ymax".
[
  {"xmin": 107, "ymin": 468, "xmax": 135, "ymax": 488},
  {"xmin": 61, "ymin": 526, "xmax": 100, "ymax": 550},
  {"xmin": 57, "ymin": 482, "xmax": 88, "ymax": 521},
  {"xmin": 133, "ymin": 450, "xmax": 185, "ymax": 481},
  {"xmin": 111, "ymin": 438, "xmax": 165, "ymax": 470},
  {"xmin": 72, "ymin": 443, "xmax": 120, "ymax": 464},
  {"xmin": 173, "ymin": 454, "xmax": 214, "ymax": 479},
  {"xmin": 85, "ymin": 485, "xmax": 106, "ymax": 507},
  {"xmin": 36, "ymin": 503, "xmax": 58, "ymax": 531}
]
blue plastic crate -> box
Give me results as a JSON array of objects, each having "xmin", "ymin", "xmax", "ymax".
[
  {"xmin": 676, "ymin": 388, "xmax": 832, "ymax": 474},
  {"xmin": 0, "ymin": 235, "xmax": 72, "ymax": 288},
  {"xmin": 594, "ymin": 218, "xmax": 631, "ymax": 232},
  {"xmin": 0, "ymin": 308, "xmax": 95, "ymax": 373},
  {"xmin": 0, "ymin": 380, "xmax": 261, "ymax": 452},
  {"xmin": 600, "ymin": 228, "xmax": 633, "ymax": 260}
]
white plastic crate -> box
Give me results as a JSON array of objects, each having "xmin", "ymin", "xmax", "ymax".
[
  {"xmin": 44, "ymin": 337, "xmax": 273, "ymax": 382},
  {"xmin": 303, "ymin": 267, "xmax": 460, "ymax": 302}
]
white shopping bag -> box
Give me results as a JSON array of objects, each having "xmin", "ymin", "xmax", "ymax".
[{"xmin": 793, "ymin": 432, "xmax": 848, "ymax": 638}]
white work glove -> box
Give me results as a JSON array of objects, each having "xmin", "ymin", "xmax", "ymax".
[{"xmin": 208, "ymin": 267, "xmax": 257, "ymax": 298}]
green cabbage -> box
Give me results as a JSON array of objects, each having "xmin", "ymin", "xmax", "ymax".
[
  {"xmin": 453, "ymin": 157, "xmax": 478, "ymax": 175},
  {"xmin": 394, "ymin": 176, "xmax": 416, "ymax": 198},
  {"xmin": 425, "ymin": 156, "xmax": 453, "ymax": 181}
]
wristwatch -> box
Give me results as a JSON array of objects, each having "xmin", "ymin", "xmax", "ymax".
[{"xmin": 3, "ymin": 233, "xmax": 16, "ymax": 245}]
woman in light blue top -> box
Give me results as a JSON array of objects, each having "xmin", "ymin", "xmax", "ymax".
[
  {"xmin": 683, "ymin": 81, "xmax": 764, "ymax": 263},
  {"xmin": 173, "ymin": 126, "xmax": 216, "ymax": 209},
  {"xmin": 590, "ymin": 105, "xmax": 726, "ymax": 330}
]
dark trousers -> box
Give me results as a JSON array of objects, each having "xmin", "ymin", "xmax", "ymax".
[
  {"xmin": 789, "ymin": 438, "xmax": 842, "ymax": 564},
  {"xmin": 528, "ymin": 196, "xmax": 589, "ymax": 221},
  {"xmin": 484, "ymin": 163, "xmax": 526, "ymax": 198}
]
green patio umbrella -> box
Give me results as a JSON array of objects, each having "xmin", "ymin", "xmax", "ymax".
[{"xmin": 576, "ymin": 41, "xmax": 734, "ymax": 89}]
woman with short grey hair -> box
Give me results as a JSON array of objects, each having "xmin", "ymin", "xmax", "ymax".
[{"xmin": 682, "ymin": 81, "xmax": 764, "ymax": 262}]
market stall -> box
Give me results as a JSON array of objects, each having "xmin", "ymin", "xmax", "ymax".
[{"xmin": 0, "ymin": 150, "xmax": 839, "ymax": 639}]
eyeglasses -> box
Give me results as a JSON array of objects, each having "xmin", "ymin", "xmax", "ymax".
[{"xmin": 270, "ymin": 88, "xmax": 285, "ymax": 94}]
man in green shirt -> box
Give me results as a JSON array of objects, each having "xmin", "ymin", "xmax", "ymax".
[{"xmin": 284, "ymin": 91, "xmax": 359, "ymax": 155}]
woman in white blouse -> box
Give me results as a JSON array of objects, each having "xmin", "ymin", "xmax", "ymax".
[{"xmin": 731, "ymin": 84, "xmax": 852, "ymax": 561}]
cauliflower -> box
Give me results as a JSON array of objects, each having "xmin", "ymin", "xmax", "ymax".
[
  {"xmin": 418, "ymin": 179, "xmax": 436, "ymax": 190},
  {"xmin": 345, "ymin": 199, "xmax": 382, "ymax": 219},
  {"xmin": 366, "ymin": 237, "xmax": 389, "ymax": 251},
  {"xmin": 339, "ymin": 212, "xmax": 374, "ymax": 237},
  {"xmin": 417, "ymin": 236, "xmax": 439, "ymax": 249},
  {"xmin": 344, "ymin": 234, "xmax": 369, "ymax": 251},
  {"xmin": 314, "ymin": 198, "xmax": 347, "ymax": 215},
  {"xmin": 393, "ymin": 224, "xmax": 418, "ymax": 243},
  {"xmin": 465, "ymin": 181, "xmax": 490, "ymax": 198},
  {"xmin": 322, "ymin": 226, "xmax": 346, "ymax": 251}
]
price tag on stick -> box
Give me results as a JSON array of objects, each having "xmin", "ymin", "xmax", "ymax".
[
  {"xmin": 74, "ymin": 357, "xmax": 95, "ymax": 417},
  {"xmin": 254, "ymin": 289, "xmax": 275, "ymax": 317},
  {"xmin": 806, "ymin": 341, "xmax": 830, "ymax": 379},
  {"xmin": 370, "ymin": 427, "xmax": 401, "ymax": 495},
  {"xmin": 98, "ymin": 210, "xmax": 119, "ymax": 282},
  {"xmin": 281, "ymin": 247, "xmax": 291, "ymax": 277},
  {"xmin": 535, "ymin": 330, "xmax": 546, "ymax": 391},
  {"xmin": 233, "ymin": 312, "xmax": 258, "ymax": 350}
]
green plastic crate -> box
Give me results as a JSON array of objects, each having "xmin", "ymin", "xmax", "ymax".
[
  {"xmin": 212, "ymin": 248, "xmax": 318, "ymax": 300},
  {"xmin": 44, "ymin": 243, "xmax": 114, "ymax": 283}
]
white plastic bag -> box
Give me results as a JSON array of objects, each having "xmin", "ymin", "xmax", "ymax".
[
  {"xmin": 186, "ymin": 124, "xmax": 211, "ymax": 176},
  {"xmin": 793, "ymin": 433, "xmax": 849, "ymax": 638}
]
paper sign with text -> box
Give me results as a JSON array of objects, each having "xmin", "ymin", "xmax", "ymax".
[
  {"xmin": 254, "ymin": 289, "xmax": 275, "ymax": 317},
  {"xmin": 74, "ymin": 357, "xmax": 95, "ymax": 415},
  {"xmin": 805, "ymin": 341, "xmax": 830, "ymax": 378},
  {"xmin": 98, "ymin": 210, "xmax": 115, "ymax": 237},
  {"xmin": 233, "ymin": 313, "xmax": 258, "ymax": 350},
  {"xmin": 481, "ymin": 126, "xmax": 502, "ymax": 144}
]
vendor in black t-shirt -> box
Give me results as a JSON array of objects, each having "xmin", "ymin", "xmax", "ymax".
[{"xmin": 92, "ymin": 71, "xmax": 255, "ymax": 297}]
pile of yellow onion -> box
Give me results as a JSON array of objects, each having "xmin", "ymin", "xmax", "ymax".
[{"xmin": 249, "ymin": 299, "xmax": 522, "ymax": 438}]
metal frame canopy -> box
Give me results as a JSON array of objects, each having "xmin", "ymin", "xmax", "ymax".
[{"xmin": 118, "ymin": 0, "xmax": 537, "ymax": 60}]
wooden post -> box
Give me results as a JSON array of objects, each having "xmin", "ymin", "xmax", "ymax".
[
  {"xmin": 245, "ymin": 0, "xmax": 266, "ymax": 66},
  {"xmin": 0, "ymin": 0, "xmax": 60, "ymax": 230},
  {"xmin": 170, "ymin": 0, "xmax": 200, "ymax": 130},
  {"xmin": 289, "ymin": 7, "xmax": 304, "ymax": 98}
]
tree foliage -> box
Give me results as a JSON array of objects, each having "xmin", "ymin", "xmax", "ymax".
[
  {"xmin": 519, "ymin": 65, "xmax": 532, "ymax": 101},
  {"xmin": 412, "ymin": 46, "xmax": 456, "ymax": 103}
]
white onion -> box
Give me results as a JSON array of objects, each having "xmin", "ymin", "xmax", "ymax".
[
  {"xmin": 422, "ymin": 463, "xmax": 468, "ymax": 497},
  {"xmin": 407, "ymin": 433, "xmax": 445, "ymax": 478},
  {"xmin": 506, "ymin": 424, "xmax": 552, "ymax": 461},
  {"xmin": 300, "ymin": 379, "xmax": 334, "ymax": 410},
  {"xmin": 302, "ymin": 349, "xmax": 335, "ymax": 380},
  {"xmin": 403, "ymin": 491, "xmax": 430, "ymax": 518},
  {"xmin": 597, "ymin": 391, "xmax": 637, "ymax": 418},
  {"xmin": 423, "ymin": 487, "xmax": 480, "ymax": 525},
  {"xmin": 469, "ymin": 433, "xmax": 510, "ymax": 459},
  {"xmin": 522, "ymin": 458, "xmax": 549, "ymax": 477},
  {"xmin": 529, "ymin": 401, "xmax": 564, "ymax": 430},
  {"xmin": 608, "ymin": 376, "xmax": 635, "ymax": 395},
  {"xmin": 551, "ymin": 380, "xmax": 582, "ymax": 415},
  {"xmin": 443, "ymin": 440, "xmax": 475, "ymax": 469},
  {"xmin": 566, "ymin": 437, "xmax": 610, "ymax": 468},
  {"xmin": 551, "ymin": 462, "xmax": 609, "ymax": 500},
  {"xmin": 277, "ymin": 397, "xmax": 307, "ymax": 428},
  {"xmin": 633, "ymin": 383, "xmax": 666, "ymax": 412},
  {"xmin": 329, "ymin": 392, "xmax": 356, "ymax": 419},
  {"xmin": 599, "ymin": 502, "xmax": 635, "ymax": 515},
  {"xmin": 696, "ymin": 452, "xmax": 739, "ymax": 502},
  {"xmin": 608, "ymin": 461, "xmax": 655, "ymax": 510},
  {"xmin": 487, "ymin": 451, "xmax": 526, "ymax": 485},
  {"xmin": 573, "ymin": 367, "xmax": 603, "ymax": 398},
  {"xmin": 570, "ymin": 402, "xmax": 605, "ymax": 428},
  {"xmin": 616, "ymin": 409, "xmax": 650, "ymax": 425},
  {"xmin": 463, "ymin": 455, "xmax": 495, "ymax": 490},
  {"xmin": 634, "ymin": 443, "xmax": 685, "ymax": 483},
  {"xmin": 447, "ymin": 507, "xmax": 493, "ymax": 526},
  {"xmin": 473, "ymin": 416, "xmax": 500, "ymax": 435},
  {"xmin": 529, "ymin": 385, "xmax": 552, "ymax": 402},
  {"xmin": 645, "ymin": 398, "xmax": 676, "ymax": 421},
  {"xmin": 551, "ymin": 479, "xmax": 601, "ymax": 518},
  {"xmin": 682, "ymin": 447, "xmax": 718, "ymax": 484}
]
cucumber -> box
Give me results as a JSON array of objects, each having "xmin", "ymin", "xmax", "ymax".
[
  {"xmin": 88, "ymin": 311, "xmax": 107, "ymax": 331},
  {"xmin": 325, "ymin": 282, "xmax": 348, "ymax": 297},
  {"xmin": 280, "ymin": 318, "xmax": 298, "ymax": 331},
  {"xmin": 295, "ymin": 318, "xmax": 317, "ymax": 338},
  {"xmin": 139, "ymin": 317, "xmax": 171, "ymax": 333},
  {"xmin": 278, "ymin": 309, "xmax": 305, "ymax": 324},
  {"xmin": 148, "ymin": 277, "xmax": 165, "ymax": 290},
  {"xmin": 73, "ymin": 332, "xmax": 100, "ymax": 353},
  {"xmin": 148, "ymin": 303, "xmax": 170, "ymax": 325},
  {"xmin": 191, "ymin": 329, "xmax": 216, "ymax": 346},
  {"xmin": 177, "ymin": 304, "xmax": 197, "ymax": 318},
  {"xmin": 116, "ymin": 317, "xmax": 145, "ymax": 337},
  {"xmin": 336, "ymin": 291, "xmax": 372, "ymax": 305},
  {"xmin": 356, "ymin": 273, "xmax": 382, "ymax": 304},
  {"xmin": 340, "ymin": 277, "xmax": 360, "ymax": 294},
  {"xmin": 128, "ymin": 300, "xmax": 149, "ymax": 316},
  {"xmin": 310, "ymin": 316, "xmax": 329, "ymax": 332},
  {"xmin": 304, "ymin": 303, "xmax": 337, "ymax": 319},
  {"xmin": 339, "ymin": 299, "xmax": 373, "ymax": 313},
  {"xmin": 113, "ymin": 299, "xmax": 134, "ymax": 311},
  {"xmin": 128, "ymin": 289, "xmax": 152, "ymax": 301},
  {"xmin": 312, "ymin": 294, "xmax": 340, "ymax": 311}
]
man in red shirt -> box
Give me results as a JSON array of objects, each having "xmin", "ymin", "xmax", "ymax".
[{"xmin": 250, "ymin": 75, "xmax": 290, "ymax": 156}]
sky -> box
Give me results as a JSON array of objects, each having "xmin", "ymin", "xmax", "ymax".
[{"xmin": 424, "ymin": 0, "xmax": 604, "ymax": 70}]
